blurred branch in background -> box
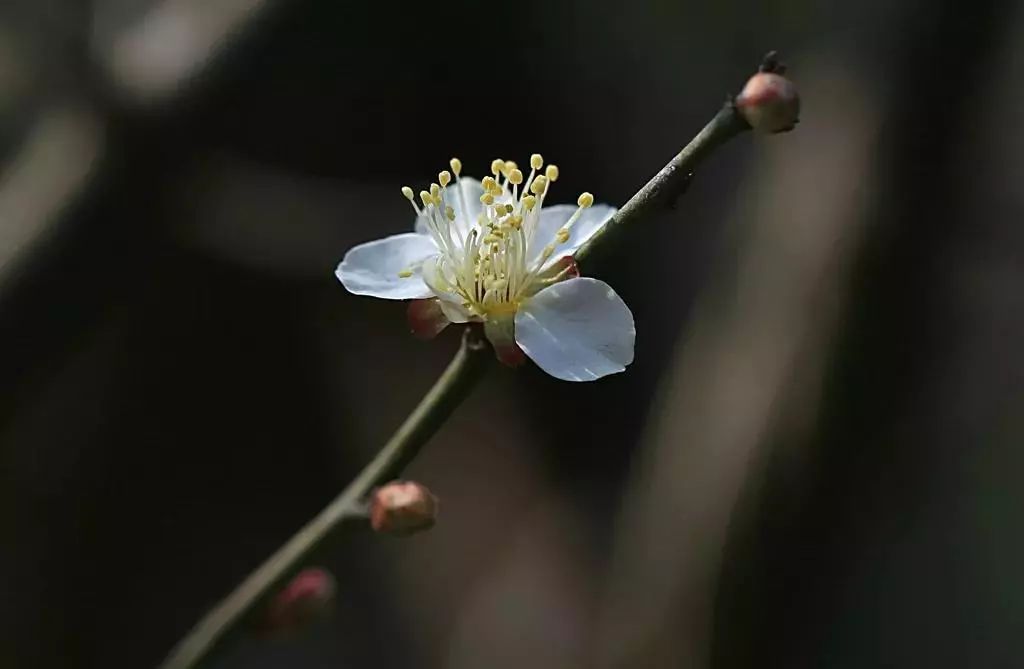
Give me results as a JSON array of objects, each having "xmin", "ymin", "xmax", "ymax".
[
  {"xmin": 95, "ymin": 0, "xmax": 284, "ymax": 105},
  {"xmin": 0, "ymin": 0, "xmax": 289, "ymax": 419},
  {"xmin": 0, "ymin": 107, "xmax": 103, "ymax": 288},
  {"xmin": 0, "ymin": 4, "xmax": 310, "ymax": 665},
  {"xmin": 593, "ymin": 59, "xmax": 878, "ymax": 668}
]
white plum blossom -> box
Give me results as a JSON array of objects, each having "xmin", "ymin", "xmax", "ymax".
[{"xmin": 336, "ymin": 155, "xmax": 635, "ymax": 382}]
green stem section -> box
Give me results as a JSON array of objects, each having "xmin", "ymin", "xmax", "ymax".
[
  {"xmin": 160, "ymin": 100, "xmax": 750, "ymax": 669},
  {"xmin": 575, "ymin": 102, "xmax": 749, "ymax": 267},
  {"xmin": 159, "ymin": 329, "xmax": 490, "ymax": 669}
]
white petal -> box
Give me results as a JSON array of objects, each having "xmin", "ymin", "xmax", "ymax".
[
  {"xmin": 335, "ymin": 233, "xmax": 437, "ymax": 300},
  {"xmin": 529, "ymin": 204, "xmax": 616, "ymax": 268},
  {"xmin": 415, "ymin": 177, "xmax": 484, "ymax": 237},
  {"xmin": 514, "ymin": 277, "xmax": 635, "ymax": 382},
  {"xmin": 438, "ymin": 299, "xmax": 473, "ymax": 324}
]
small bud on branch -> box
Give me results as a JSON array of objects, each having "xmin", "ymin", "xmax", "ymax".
[
  {"xmin": 257, "ymin": 567, "xmax": 336, "ymax": 637},
  {"xmin": 735, "ymin": 65, "xmax": 800, "ymax": 134},
  {"xmin": 369, "ymin": 481, "xmax": 439, "ymax": 536}
]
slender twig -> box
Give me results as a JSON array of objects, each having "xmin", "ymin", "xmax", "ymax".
[
  {"xmin": 575, "ymin": 101, "xmax": 749, "ymax": 267},
  {"xmin": 160, "ymin": 329, "xmax": 490, "ymax": 669},
  {"xmin": 160, "ymin": 94, "xmax": 752, "ymax": 669}
]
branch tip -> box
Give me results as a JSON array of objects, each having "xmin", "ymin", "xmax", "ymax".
[{"xmin": 759, "ymin": 50, "xmax": 787, "ymax": 74}]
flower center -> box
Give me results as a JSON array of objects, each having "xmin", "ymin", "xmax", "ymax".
[{"xmin": 400, "ymin": 154, "xmax": 594, "ymax": 319}]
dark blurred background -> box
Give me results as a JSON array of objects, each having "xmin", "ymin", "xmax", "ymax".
[{"xmin": 2, "ymin": 0, "xmax": 1023, "ymax": 667}]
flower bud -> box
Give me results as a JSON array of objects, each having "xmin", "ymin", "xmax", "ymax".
[
  {"xmin": 735, "ymin": 72, "xmax": 799, "ymax": 134},
  {"xmin": 370, "ymin": 481, "xmax": 438, "ymax": 536},
  {"xmin": 258, "ymin": 567, "xmax": 336, "ymax": 637}
]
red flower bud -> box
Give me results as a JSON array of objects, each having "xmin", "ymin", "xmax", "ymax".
[
  {"xmin": 258, "ymin": 567, "xmax": 336, "ymax": 637},
  {"xmin": 369, "ymin": 481, "xmax": 438, "ymax": 536},
  {"xmin": 735, "ymin": 72, "xmax": 800, "ymax": 134}
]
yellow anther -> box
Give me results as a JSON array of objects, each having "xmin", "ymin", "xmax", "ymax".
[
  {"xmin": 398, "ymin": 269, "xmax": 414, "ymax": 278},
  {"xmin": 504, "ymin": 203, "xmax": 514, "ymax": 213},
  {"xmin": 545, "ymin": 164, "xmax": 559, "ymax": 182},
  {"xmin": 508, "ymin": 214, "xmax": 523, "ymax": 229},
  {"xmin": 541, "ymin": 243, "xmax": 555, "ymax": 260},
  {"xmin": 490, "ymin": 158, "xmax": 504, "ymax": 175},
  {"xmin": 577, "ymin": 191, "xmax": 594, "ymax": 208},
  {"xmin": 530, "ymin": 175, "xmax": 548, "ymax": 195},
  {"xmin": 530, "ymin": 153, "xmax": 543, "ymax": 170},
  {"xmin": 419, "ymin": 190, "xmax": 432, "ymax": 207},
  {"xmin": 480, "ymin": 193, "xmax": 495, "ymax": 205},
  {"xmin": 430, "ymin": 183, "xmax": 441, "ymax": 199},
  {"xmin": 450, "ymin": 157, "xmax": 462, "ymax": 176},
  {"xmin": 483, "ymin": 234, "xmax": 501, "ymax": 244},
  {"xmin": 445, "ymin": 206, "xmax": 455, "ymax": 221},
  {"xmin": 523, "ymin": 195, "xmax": 537, "ymax": 211},
  {"xmin": 503, "ymin": 160, "xmax": 517, "ymax": 174},
  {"xmin": 401, "ymin": 186, "xmax": 415, "ymax": 201},
  {"xmin": 481, "ymin": 176, "xmax": 497, "ymax": 191},
  {"xmin": 438, "ymin": 170, "xmax": 451, "ymax": 187},
  {"xmin": 556, "ymin": 228, "xmax": 570, "ymax": 244},
  {"xmin": 508, "ymin": 168, "xmax": 524, "ymax": 185}
]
